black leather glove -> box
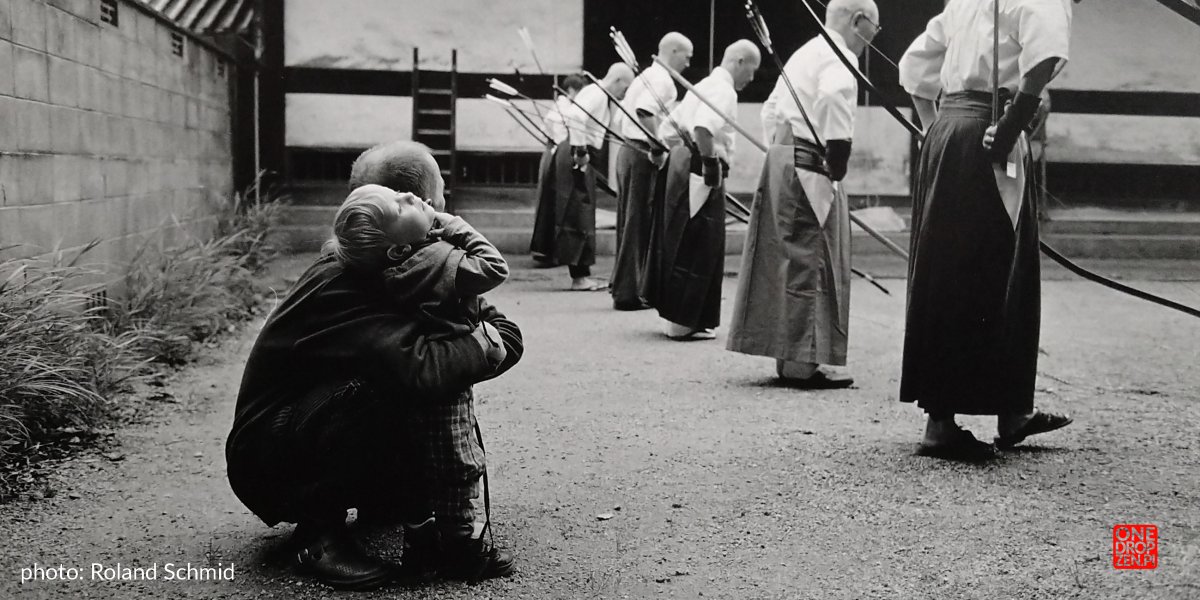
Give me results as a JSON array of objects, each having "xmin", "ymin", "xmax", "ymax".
[
  {"xmin": 988, "ymin": 91, "xmax": 1041, "ymax": 161},
  {"xmin": 824, "ymin": 139, "xmax": 852, "ymax": 182},
  {"xmin": 702, "ymin": 156, "xmax": 723, "ymax": 187}
]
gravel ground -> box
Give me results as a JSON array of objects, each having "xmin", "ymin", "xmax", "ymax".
[{"xmin": 2, "ymin": 254, "xmax": 1199, "ymax": 600}]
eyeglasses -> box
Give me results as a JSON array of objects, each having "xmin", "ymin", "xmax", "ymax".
[{"xmin": 855, "ymin": 12, "xmax": 882, "ymax": 37}]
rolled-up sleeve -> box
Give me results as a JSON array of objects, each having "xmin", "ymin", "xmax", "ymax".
[
  {"xmin": 899, "ymin": 13, "xmax": 947, "ymax": 101},
  {"xmin": 1017, "ymin": 0, "xmax": 1071, "ymax": 78},
  {"xmin": 815, "ymin": 66, "xmax": 857, "ymax": 141}
]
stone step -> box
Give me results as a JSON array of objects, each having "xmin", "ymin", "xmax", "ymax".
[
  {"xmin": 1042, "ymin": 211, "xmax": 1200, "ymax": 236},
  {"xmin": 1040, "ymin": 234, "xmax": 1200, "ymax": 260}
]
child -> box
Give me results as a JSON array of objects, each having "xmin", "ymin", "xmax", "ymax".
[{"xmin": 325, "ymin": 183, "xmax": 512, "ymax": 579}]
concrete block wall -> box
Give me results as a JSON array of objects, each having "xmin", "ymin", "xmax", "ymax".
[{"xmin": 0, "ymin": 0, "xmax": 233, "ymax": 268}]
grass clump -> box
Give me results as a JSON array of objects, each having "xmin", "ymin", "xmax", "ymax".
[{"xmin": 0, "ymin": 184, "xmax": 285, "ymax": 498}]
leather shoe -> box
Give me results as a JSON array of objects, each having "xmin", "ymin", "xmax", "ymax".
[
  {"xmin": 439, "ymin": 532, "xmax": 515, "ymax": 581},
  {"xmin": 293, "ymin": 523, "xmax": 393, "ymax": 590}
]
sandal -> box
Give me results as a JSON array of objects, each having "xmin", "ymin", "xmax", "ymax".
[
  {"xmin": 995, "ymin": 410, "xmax": 1073, "ymax": 449},
  {"xmin": 917, "ymin": 429, "xmax": 1000, "ymax": 462}
]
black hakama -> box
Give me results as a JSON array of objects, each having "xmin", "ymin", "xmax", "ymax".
[{"xmin": 900, "ymin": 91, "xmax": 1042, "ymax": 416}]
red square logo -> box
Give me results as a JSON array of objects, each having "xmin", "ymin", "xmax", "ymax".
[{"xmin": 1113, "ymin": 524, "xmax": 1158, "ymax": 569}]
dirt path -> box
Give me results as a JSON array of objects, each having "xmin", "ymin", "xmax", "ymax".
[{"xmin": 3, "ymin": 255, "xmax": 1199, "ymax": 599}]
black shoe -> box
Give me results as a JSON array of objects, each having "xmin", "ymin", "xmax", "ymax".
[
  {"xmin": 439, "ymin": 533, "xmax": 515, "ymax": 581},
  {"xmin": 613, "ymin": 299, "xmax": 651, "ymax": 311},
  {"xmin": 396, "ymin": 518, "xmax": 439, "ymax": 582},
  {"xmin": 293, "ymin": 523, "xmax": 394, "ymax": 590},
  {"xmin": 917, "ymin": 429, "xmax": 1000, "ymax": 462},
  {"xmin": 776, "ymin": 371, "xmax": 855, "ymax": 390},
  {"xmin": 995, "ymin": 410, "xmax": 1073, "ymax": 449}
]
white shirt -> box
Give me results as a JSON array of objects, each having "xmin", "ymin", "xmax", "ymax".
[
  {"xmin": 659, "ymin": 67, "xmax": 739, "ymax": 162},
  {"xmin": 898, "ymin": 0, "xmax": 1072, "ymax": 101},
  {"xmin": 761, "ymin": 29, "xmax": 858, "ymax": 146},
  {"xmin": 544, "ymin": 96, "xmax": 577, "ymax": 145},
  {"xmin": 566, "ymin": 83, "xmax": 612, "ymax": 149},
  {"xmin": 618, "ymin": 62, "xmax": 677, "ymax": 142}
]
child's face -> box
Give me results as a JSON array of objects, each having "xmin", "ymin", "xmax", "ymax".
[{"xmin": 382, "ymin": 192, "xmax": 436, "ymax": 247}]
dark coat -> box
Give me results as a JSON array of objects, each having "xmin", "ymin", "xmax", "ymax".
[{"xmin": 225, "ymin": 254, "xmax": 523, "ymax": 525}]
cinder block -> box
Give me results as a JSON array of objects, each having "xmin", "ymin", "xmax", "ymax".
[
  {"xmin": 18, "ymin": 152, "xmax": 54, "ymax": 206},
  {"xmin": 0, "ymin": 0, "xmax": 13, "ymax": 40},
  {"xmin": 13, "ymin": 45, "xmax": 48, "ymax": 101},
  {"xmin": 48, "ymin": 0, "xmax": 95, "ymax": 24},
  {"xmin": 51, "ymin": 154, "xmax": 82, "ymax": 202},
  {"xmin": 134, "ymin": 9, "xmax": 154, "ymax": 45},
  {"xmin": 79, "ymin": 155, "xmax": 103, "ymax": 199},
  {"xmin": 0, "ymin": 153, "xmax": 20, "ymax": 208},
  {"xmin": 47, "ymin": 105, "xmax": 81, "ymax": 153},
  {"xmin": 0, "ymin": 41, "xmax": 13, "ymax": 97},
  {"xmin": 14, "ymin": 97, "xmax": 50, "ymax": 152},
  {"xmin": 10, "ymin": 0, "xmax": 46, "ymax": 51},
  {"xmin": 73, "ymin": 17, "xmax": 98, "ymax": 66},
  {"xmin": 47, "ymin": 54, "xmax": 78, "ymax": 107},
  {"xmin": 0, "ymin": 98, "xmax": 16, "ymax": 155},
  {"xmin": 101, "ymin": 157, "xmax": 129, "ymax": 196},
  {"xmin": 76, "ymin": 64, "xmax": 101, "ymax": 112},
  {"xmin": 120, "ymin": 36, "xmax": 138, "ymax": 80},
  {"xmin": 79, "ymin": 109, "xmax": 104, "ymax": 154},
  {"xmin": 44, "ymin": 5, "xmax": 74, "ymax": 59},
  {"xmin": 97, "ymin": 27, "xmax": 122, "ymax": 75}
]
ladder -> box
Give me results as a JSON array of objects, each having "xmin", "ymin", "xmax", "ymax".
[{"xmin": 411, "ymin": 48, "xmax": 458, "ymax": 212}]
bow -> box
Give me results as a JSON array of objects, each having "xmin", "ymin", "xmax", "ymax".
[{"xmin": 793, "ymin": 0, "xmax": 1200, "ymax": 319}]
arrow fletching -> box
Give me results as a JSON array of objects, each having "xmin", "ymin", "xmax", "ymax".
[
  {"xmin": 488, "ymin": 78, "xmax": 520, "ymax": 97},
  {"xmin": 745, "ymin": 1, "xmax": 774, "ymax": 53},
  {"xmin": 483, "ymin": 93, "xmax": 515, "ymax": 108},
  {"xmin": 517, "ymin": 27, "xmax": 534, "ymax": 52}
]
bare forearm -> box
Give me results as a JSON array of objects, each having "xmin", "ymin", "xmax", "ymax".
[
  {"xmin": 912, "ymin": 96, "xmax": 937, "ymax": 132},
  {"xmin": 693, "ymin": 127, "xmax": 716, "ymax": 157}
]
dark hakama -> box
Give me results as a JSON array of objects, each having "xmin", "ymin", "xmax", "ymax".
[
  {"xmin": 900, "ymin": 91, "xmax": 1041, "ymax": 416},
  {"xmin": 529, "ymin": 143, "xmax": 558, "ymax": 262},
  {"xmin": 611, "ymin": 140, "xmax": 659, "ymax": 308},
  {"xmin": 726, "ymin": 139, "xmax": 851, "ymax": 365},
  {"xmin": 553, "ymin": 145, "xmax": 597, "ymax": 270},
  {"xmin": 653, "ymin": 145, "xmax": 726, "ymax": 330}
]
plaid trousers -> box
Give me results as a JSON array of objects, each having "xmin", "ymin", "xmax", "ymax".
[{"xmin": 404, "ymin": 387, "xmax": 486, "ymax": 526}]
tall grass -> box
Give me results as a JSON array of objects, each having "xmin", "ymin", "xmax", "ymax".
[
  {"xmin": 0, "ymin": 244, "xmax": 143, "ymax": 466},
  {"xmin": 0, "ymin": 182, "xmax": 285, "ymax": 497}
]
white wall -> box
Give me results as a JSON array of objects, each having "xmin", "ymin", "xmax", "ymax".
[
  {"xmin": 1053, "ymin": 0, "xmax": 1200, "ymax": 93},
  {"xmin": 284, "ymin": 0, "xmax": 584, "ymax": 72},
  {"xmin": 285, "ymin": 94, "xmax": 913, "ymax": 195}
]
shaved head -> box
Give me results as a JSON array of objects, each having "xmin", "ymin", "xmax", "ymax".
[
  {"xmin": 658, "ymin": 32, "xmax": 694, "ymax": 72},
  {"xmin": 349, "ymin": 140, "xmax": 446, "ymax": 211},
  {"xmin": 603, "ymin": 62, "xmax": 636, "ymax": 99},
  {"xmin": 826, "ymin": 0, "xmax": 880, "ymax": 56},
  {"xmin": 722, "ymin": 39, "xmax": 761, "ymax": 64},
  {"xmin": 604, "ymin": 62, "xmax": 635, "ymax": 82},
  {"xmin": 721, "ymin": 39, "xmax": 762, "ymax": 91}
]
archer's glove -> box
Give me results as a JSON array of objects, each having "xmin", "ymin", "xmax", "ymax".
[
  {"xmin": 702, "ymin": 156, "xmax": 723, "ymax": 187},
  {"xmin": 824, "ymin": 139, "xmax": 852, "ymax": 182},
  {"xmin": 987, "ymin": 91, "xmax": 1041, "ymax": 161}
]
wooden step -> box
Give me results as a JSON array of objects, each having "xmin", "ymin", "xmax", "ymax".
[
  {"xmin": 418, "ymin": 109, "xmax": 453, "ymax": 116},
  {"xmin": 418, "ymin": 88, "xmax": 453, "ymax": 95},
  {"xmin": 416, "ymin": 129, "xmax": 452, "ymax": 136}
]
